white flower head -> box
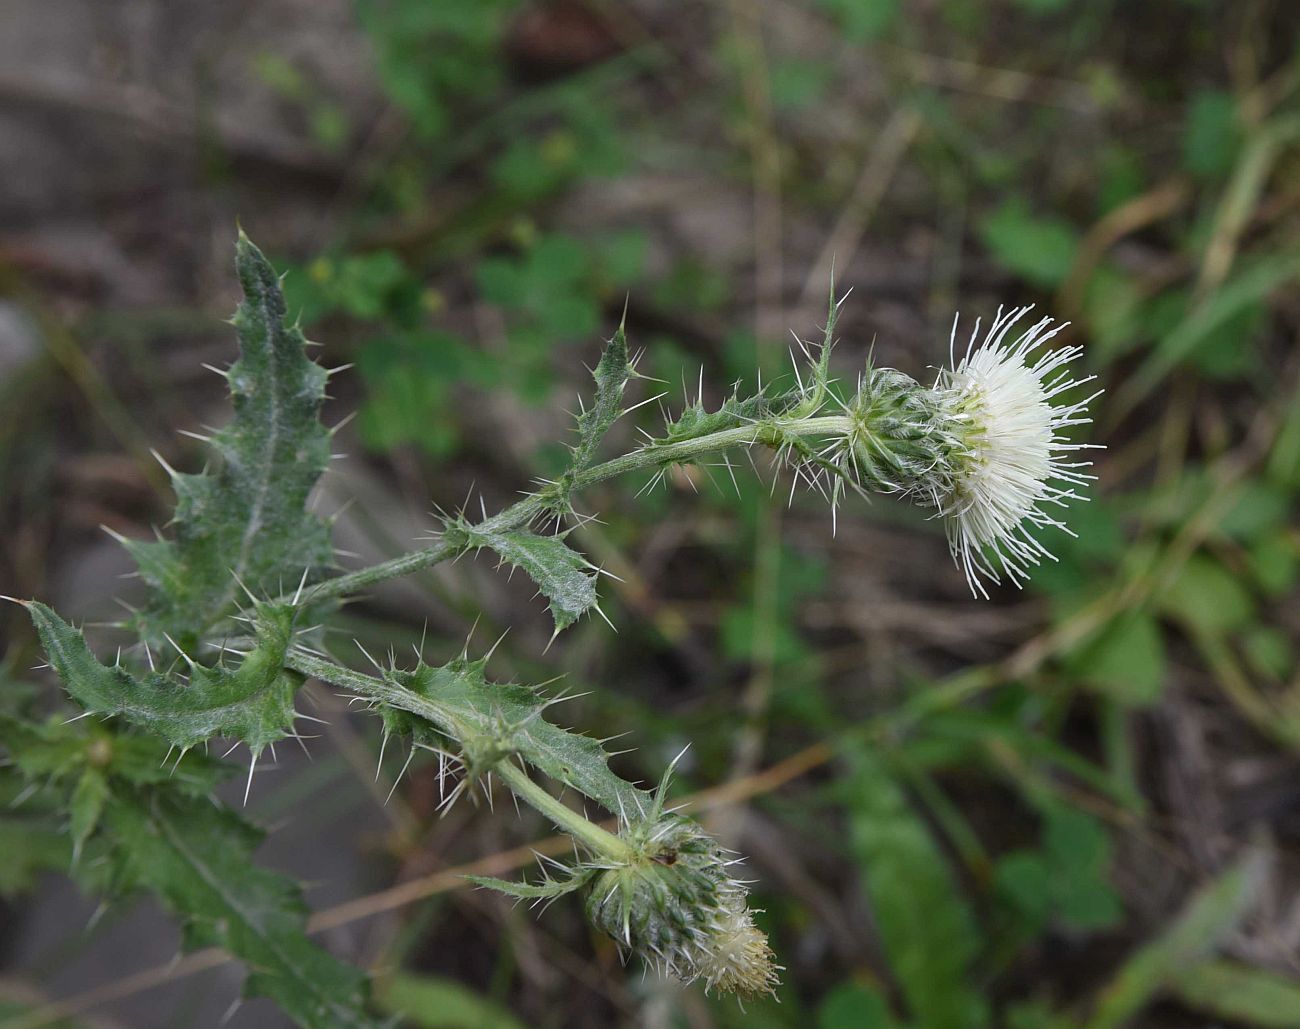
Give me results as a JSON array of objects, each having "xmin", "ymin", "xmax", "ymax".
[{"xmin": 933, "ymin": 306, "xmax": 1101, "ymax": 597}]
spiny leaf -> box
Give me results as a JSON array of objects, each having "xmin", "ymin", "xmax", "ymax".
[
  {"xmin": 458, "ymin": 524, "xmax": 599, "ymax": 634},
  {"xmin": 382, "ymin": 655, "xmax": 652, "ymax": 818},
  {"xmin": 125, "ymin": 233, "xmax": 333, "ymax": 651},
  {"xmin": 1, "ymin": 701, "xmax": 369, "ymax": 1024},
  {"xmin": 0, "ymin": 762, "xmax": 76, "ymax": 896},
  {"xmin": 661, "ymin": 388, "xmax": 777, "ymax": 446},
  {"xmin": 107, "ymin": 788, "xmax": 376, "ymax": 1028},
  {"xmin": 27, "ymin": 601, "xmax": 301, "ymax": 756},
  {"xmin": 656, "ymin": 316, "xmax": 834, "ymax": 449},
  {"xmin": 570, "ymin": 325, "xmax": 633, "ymax": 473},
  {"xmin": 0, "ymin": 713, "xmax": 229, "ymax": 797},
  {"xmin": 469, "ymin": 867, "xmax": 595, "ymax": 900},
  {"xmin": 0, "ymin": 713, "xmax": 98, "ymax": 781},
  {"xmin": 787, "ymin": 284, "xmax": 838, "ymax": 419}
]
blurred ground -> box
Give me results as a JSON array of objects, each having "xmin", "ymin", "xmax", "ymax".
[{"xmin": 3, "ymin": 1, "xmax": 1300, "ymax": 1027}]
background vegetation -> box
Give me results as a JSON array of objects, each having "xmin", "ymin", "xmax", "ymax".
[{"xmin": 2, "ymin": 0, "xmax": 1300, "ymax": 1026}]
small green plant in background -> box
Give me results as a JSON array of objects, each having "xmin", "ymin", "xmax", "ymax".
[
  {"xmin": 4, "ymin": 2, "xmax": 1298, "ymax": 1027},
  {"xmin": 4, "ymin": 232, "xmax": 1098, "ymax": 1024},
  {"xmin": 282, "ymin": 229, "xmax": 646, "ymax": 460},
  {"xmin": 262, "ymin": 0, "xmax": 640, "ymax": 469}
]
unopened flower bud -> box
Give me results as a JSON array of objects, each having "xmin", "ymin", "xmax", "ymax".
[{"xmin": 584, "ymin": 814, "xmax": 779, "ymax": 998}]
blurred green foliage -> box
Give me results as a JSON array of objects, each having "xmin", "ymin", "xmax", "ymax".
[
  {"xmin": 262, "ymin": 0, "xmax": 1300, "ymax": 1022},
  {"xmin": 7, "ymin": 0, "xmax": 1300, "ymax": 1025}
]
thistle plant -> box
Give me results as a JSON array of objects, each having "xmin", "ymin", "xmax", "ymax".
[{"xmin": 3, "ymin": 234, "xmax": 1098, "ymax": 1024}]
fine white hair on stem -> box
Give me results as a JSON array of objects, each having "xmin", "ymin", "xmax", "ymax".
[{"xmin": 933, "ymin": 305, "xmax": 1102, "ymax": 598}]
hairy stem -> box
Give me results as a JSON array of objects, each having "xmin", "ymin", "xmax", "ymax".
[
  {"xmin": 284, "ymin": 649, "xmax": 636, "ymax": 860},
  {"xmin": 284, "ymin": 648, "xmax": 455, "ymax": 724},
  {"xmin": 301, "ymin": 414, "xmax": 856, "ymax": 604},
  {"xmin": 493, "ymin": 761, "xmax": 634, "ymax": 860}
]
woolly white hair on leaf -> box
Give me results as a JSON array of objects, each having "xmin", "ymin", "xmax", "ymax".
[{"xmin": 934, "ymin": 306, "xmax": 1101, "ymax": 598}]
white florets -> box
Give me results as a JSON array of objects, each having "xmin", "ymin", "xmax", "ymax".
[
  {"xmin": 691, "ymin": 901, "xmax": 780, "ymax": 997},
  {"xmin": 933, "ymin": 306, "xmax": 1101, "ymax": 598}
]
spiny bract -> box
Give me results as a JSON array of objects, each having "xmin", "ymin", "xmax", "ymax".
[{"xmin": 584, "ymin": 814, "xmax": 780, "ymax": 999}]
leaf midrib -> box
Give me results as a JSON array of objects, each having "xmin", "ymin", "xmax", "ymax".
[
  {"xmin": 212, "ymin": 294, "xmax": 286, "ymax": 627},
  {"xmin": 151, "ymin": 799, "xmax": 370, "ymax": 1027}
]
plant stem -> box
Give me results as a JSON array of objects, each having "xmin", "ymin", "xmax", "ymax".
[
  {"xmin": 283, "ymin": 649, "xmax": 636, "ymax": 860},
  {"xmin": 286, "ymin": 649, "xmax": 445, "ymax": 722},
  {"xmin": 302, "ymin": 414, "xmax": 855, "ymax": 604},
  {"xmin": 493, "ymin": 761, "xmax": 635, "ymax": 860}
]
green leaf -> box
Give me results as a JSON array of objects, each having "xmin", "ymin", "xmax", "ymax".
[
  {"xmin": 996, "ymin": 804, "xmax": 1122, "ymax": 934},
  {"xmin": 1117, "ymin": 252, "xmax": 1300, "ymax": 413},
  {"xmin": 0, "ymin": 815, "xmax": 69, "ymax": 896},
  {"xmin": 979, "ymin": 199, "xmax": 1080, "ymax": 289},
  {"xmin": 994, "ymin": 850, "xmax": 1053, "ymax": 926},
  {"xmin": 1248, "ymin": 530, "xmax": 1300, "ymax": 596},
  {"xmin": 1182, "ymin": 90, "xmax": 1241, "ymax": 179},
  {"xmin": 0, "ymin": 713, "xmax": 229, "ymax": 796},
  {"xmin": 527, "ymin": 236, "xmax": 590, "ymax": 291},
  {"xmin": 661, "ymin": 387, "xmax": 781, "ymax": 446},
  {"xmin": 69, "ymin": 766, "xmax": 108, "ymax": 859},
  {"xmin": 1218, "ymin": 480, "xmax": 1294, "ymax": 542},
  {"xmin": 125, "ymin": 233, "xmax": 334, "ymax": 651},
  {"xmin": 477, "ymin": 236, "xmax": 594, "ymax": 325},
  {"xmin": 818, "ymin": 0, "xmax": 900, "ymax": 39},
  {"xmin": 1269, "ymin": 379, "xmax": 1300, "ymax": 488},
  {"xmin": 570, "ymin": 326, "xmax": 633, "ymax": 473},
  {"xmin": 107, "ymin": 788, "xmax": 376, "ymax": 1028},
  {"xmin": 458, "ymin": 524, "xmax": 600, "ymax": 634},
  {"xmin": 1082, "ymin": 264, "xmax": 1144, "ymax": 362},
  {"xmin": 1243, "ymin": 625, "xmax": 1294, "ymax": 682},
  {"xmin": 1040, "ymin": 805, "xmax": 1123, "ymax": 930},
  {"xmin": 327, "ymin": 250, "xmax": 412, "ymax": 320},
  {"xmin": 1086, "ymin": 848, "xmax": 1268, "ymax": 1029},
  {"xmin": 1068, "ymin": 610, "xmax": 1166, "ymax": 706},
  {"xmin": 1096, "ymin": 146, "xmax": 1146, "ymax": 214},
  {"xmin": 912, "ymin": 703, "xmax": 1139, "ymax": 809},
  {"xmin": 0, "ymin": 713, "xmax": 93, "ymax": 780},
  {"xmin": 282, "ymin": 251, "xmax": 419, "ymax": 324},
  {"xmin": 468, "ymin": 867, "xmax": 594, "ymax": 900},
  {"xmin": 817, "ymin": 983, "xmax": 898, "ymax": 1029},
  {"xmin": 720, "ymin": 603, "xmax": 808, "ymax": 665},
  {"xmin": 27, "ymin": 601, "xmax": 301, "ymax": 756},
  {"xmin": 356, "ymin": 0, "xmax": 515, "ymax": 139},
  {"xmin": 0, "ymin": 705, "xmax": 362, "ymax": 1025},
  {"xmin": 844, "ymin": 745, "xmax": 989, "ymax": 1029},
  {"xmin": 377, "ymin": 973, "xmax": 525, "ymax": 1029},
  {"xmin": 386, "ymin": 655, "xmax": 650, "ymax": 818},
  {"xmin": 1172, "ymin": 960, "xmax": 1300, "ymax": 1027},
  {"xmin": 1157, "ymin": 554, "xmax": 1255, "ymax": 636},
  {"xmin": 1004, "ymin": 999, "xmax": 1077, "ymax": 1029},
  {"xmin": 355, "ymin": 330, "xmax": 476, "ymax": 457},
  {"xmin": 1187, "ymin": 300, "xmax": 1265, "ymax": 380},
  {"xmin": 771, "ymin": 58, "xmax": 835, "ymax": 112},
  {"xmin": 594, "ymin": 230, "xmax": 648, "ymax": 288}
]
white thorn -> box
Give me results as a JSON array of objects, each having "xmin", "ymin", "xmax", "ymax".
[{"xmin": 243, "ymin": 751, "xmax": 258, "ymax": 806}]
